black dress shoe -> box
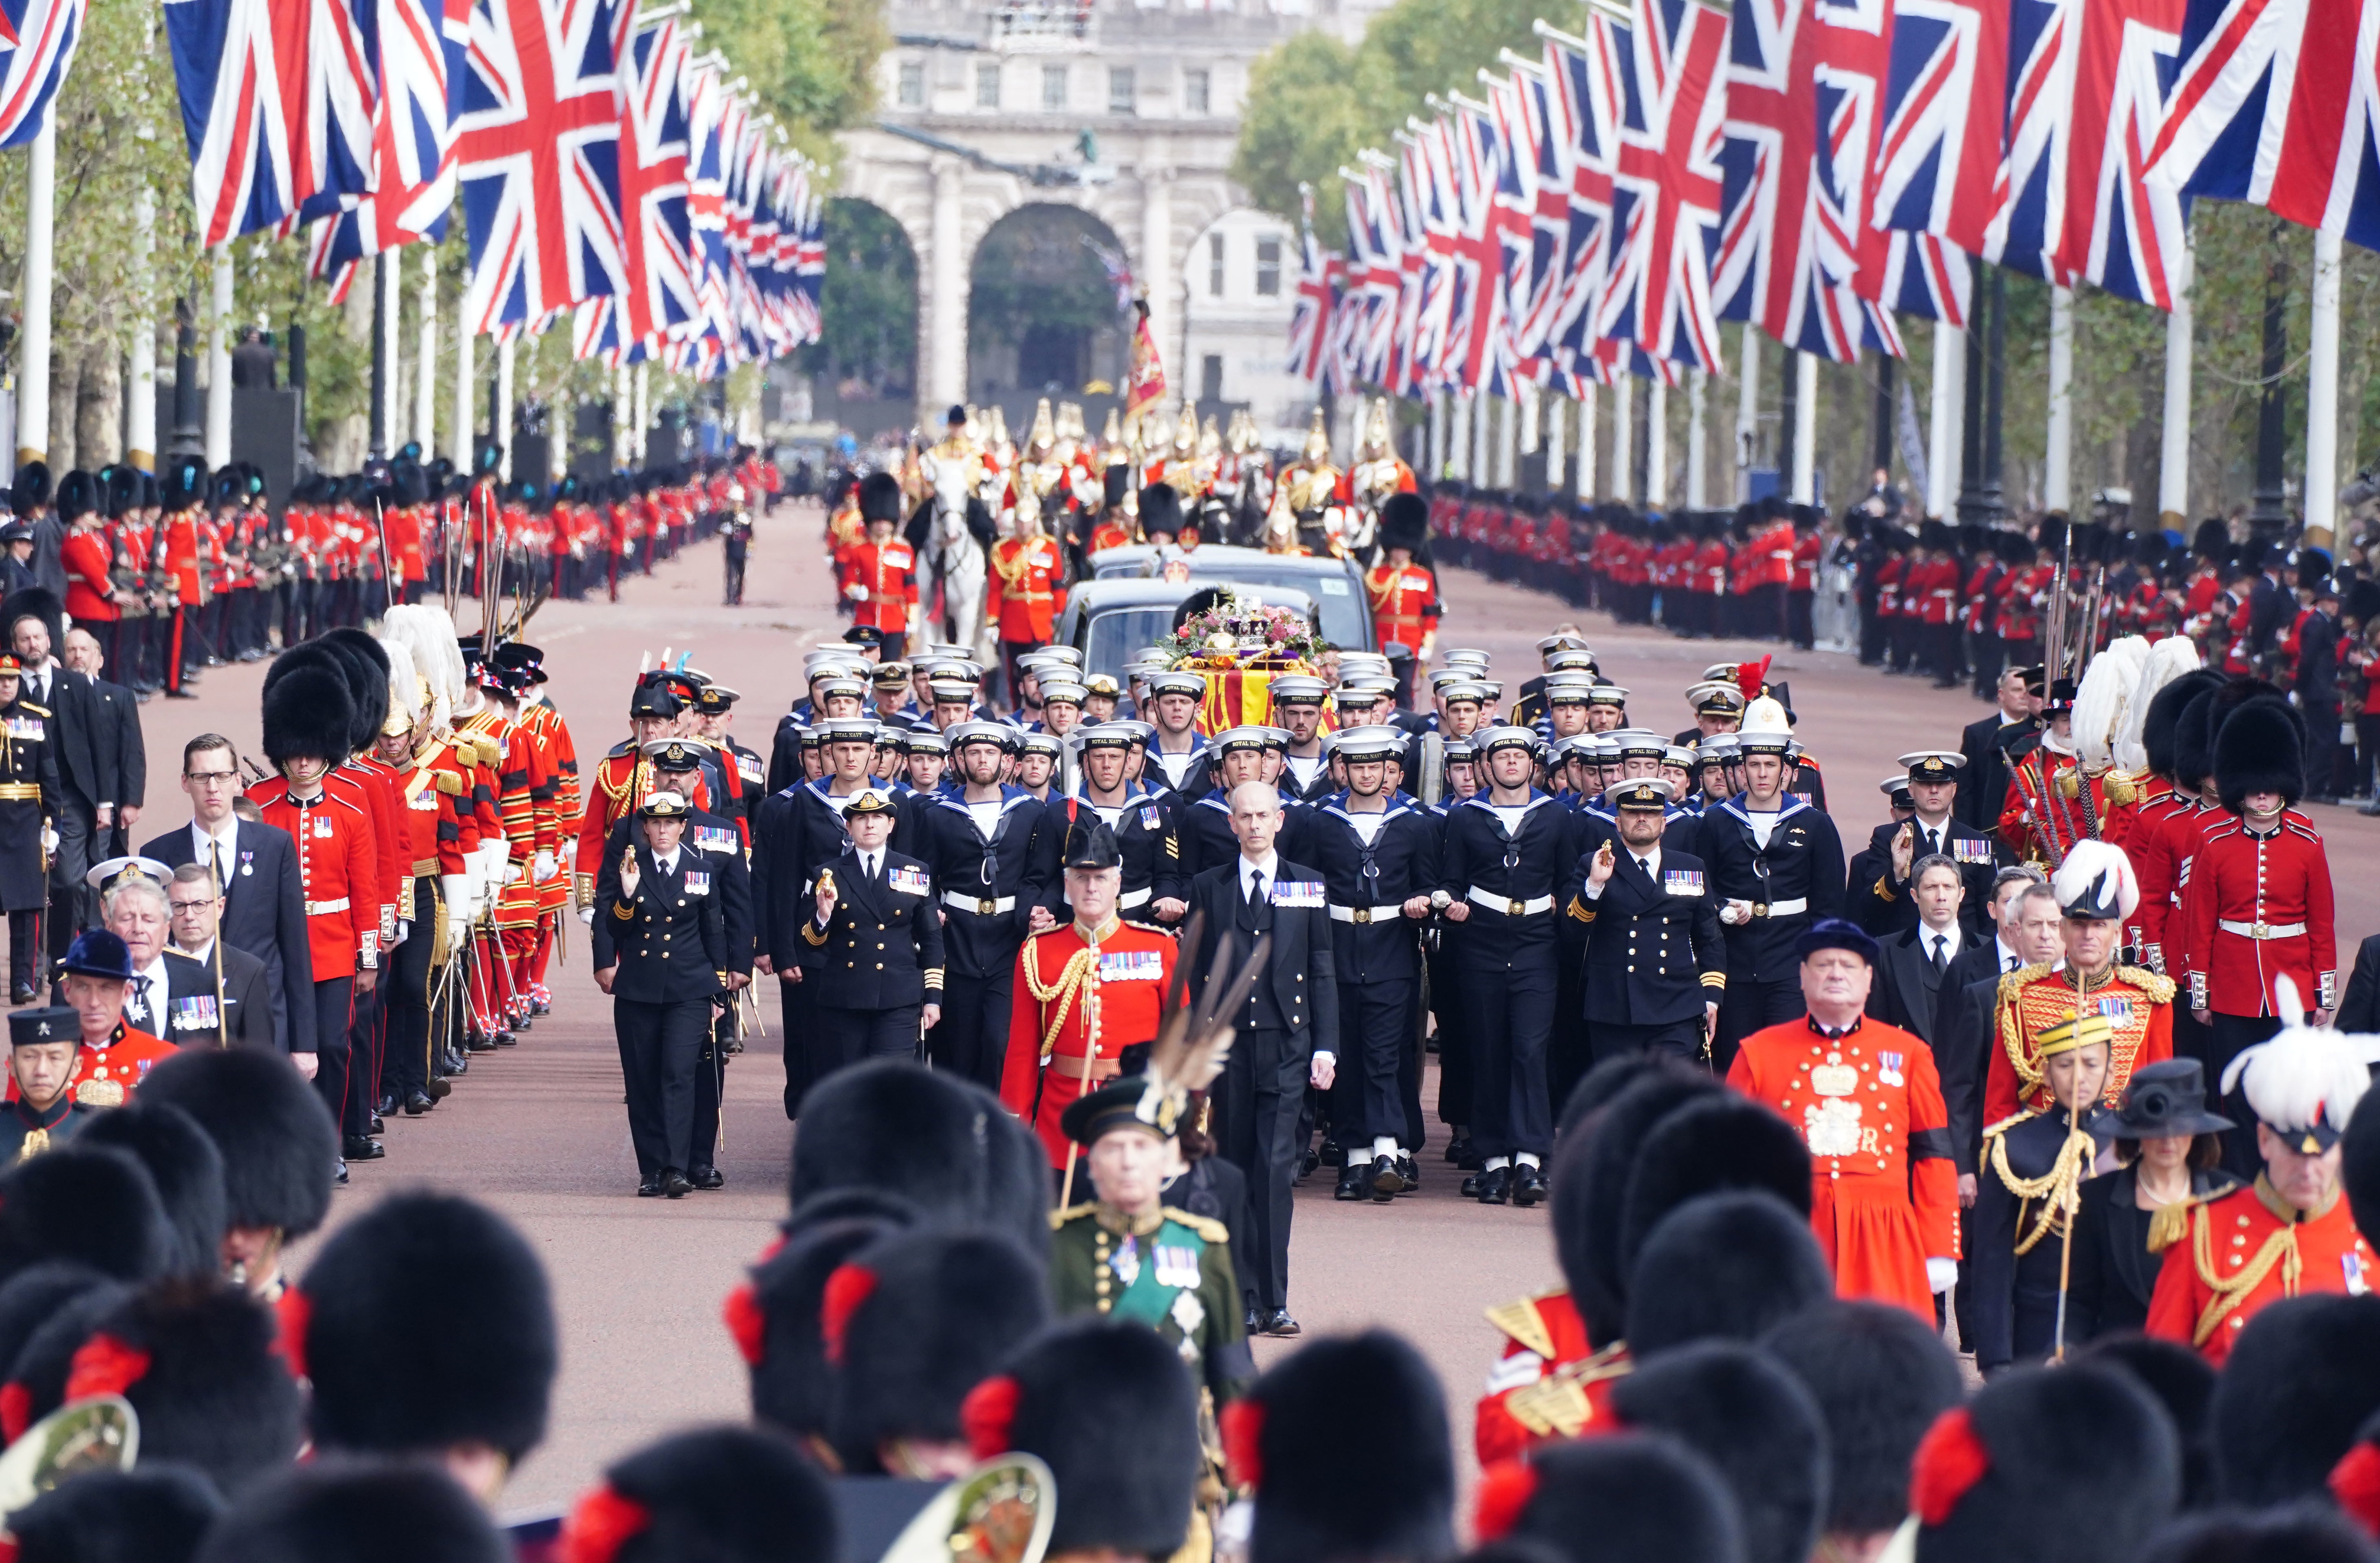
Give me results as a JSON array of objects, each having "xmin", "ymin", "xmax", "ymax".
[
  {"xmin": 1395, "ymin": 1154, "xmax": 1419, "ymax": 1192},
  {"xmin": 1461, "ymin": 1172, "xmax": 1481, "ymax": 1197},
  {"xmin": 1369, "ymin": 1155, "xmax": 1403, "ymax": 1202},
  {"xmin": 8, "ymin": 986, "xmax": 31, "ymax": 1006},
  {"xmin": 1511, "ymin": 1161, "xmax": 1546, "ymax": 1207},
  {"xmin": 374, "ymin": 1094, "xmax": 396, "ymax": 1118},
  {"xmin": 426, "ymin": 1076, "xmax": 452, "ymax": 1099},
  {"xmin": 511, "ymin": 1015, "xmax": 532, "ymax": 1033},
  {"xmin": 1261, "ymin": 1309, "xmax": 1301, "ymax": 1337},
  {"xmin": 1334, "ymin": 1163, "xmax": 1370, "ymax": 1200},
  {"xmin": 1246, "ymin": 1307, "xmax": 1264, "ymax": 1335},
  {"xmin": 335, "ymin": 1159, "xmax": 350, "ymax": 1185},
  {"xmin": 1444, "ymin": 1135, "xmax": 1471, "ymax": 1164},
  {"xmin": 1297, "ymin": 1147, "xmax": 1319, "ymax": 1179},
  {"xmin": 1319, "ymin": 1139, "xmax": 1345, "ymax": 1167},
  {"xmin": 636, "ymin": 1175, "xmax": 663, "ymax": 1197},
  {"xmin": 342, "ymin": 1136, "xmax": 385, "ymax": 1161},
  {"xmin": 367, "ymin": 1114, "xmax": 386, "ymax": 1135},
  {"xmin": 661, "ymin": 1169, "xmax": 693, "ymax": 1198},
  {"xmin": 465, "ymin": 1032, "xmax": 497, "ymax": 1053},
  {"xmin": 403, "ymin": 1090, "xmax": 435, "ymax": 1116},
  {"xmin": 690, "ymin": 1166, "xmax": 724, "ymax": 1190},
  {"xmin": 493, "ymin": 1030, "xmax": 518, "ymax": 1047},
  {"xmin": 1475, "ymin": 1165, "xmax": 1511, "ymax": 1204}
]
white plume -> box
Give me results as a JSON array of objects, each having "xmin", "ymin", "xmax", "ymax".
[
  {"xmin": 2114, "ymin": 636, "xmax": 2201, "ymax": 772},
  {"xmin": 2221, "ymin": 975, "xmax": 2380, "ymax": 1140},
  {"xmin": 2050, "ymin": 839, "xmax": 2140, "ymax": 922},
  {"xmin": 2073, "ymin": 637, "xmax": 2150, "ymax": 767}
]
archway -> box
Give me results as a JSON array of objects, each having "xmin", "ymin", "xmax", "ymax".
[
  {"xmin": 796, "ymin": 197, "xmax": 920, "ymax": 440},
  {"xmin": 967, "ymin": 203, "xmax": 1133, "ymax": 438}
]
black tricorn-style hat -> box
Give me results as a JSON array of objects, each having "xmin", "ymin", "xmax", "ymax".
[
  {"xmin": 2215, "ymin": 696, "xmax": 2306, "ymax": 812},
  {"xmin": 1236, "ymin": 1330, "xmax": 1455, "ymax": 1563},
  {"xmin": 825, "ymin": 1227, "xmax": 1048, "ymax": 1473},
  {"xmin": 561, "ymin": 1427, "xmax": 839, "ymax": 1563},
  {"xmin": 1914, "ymin": 1365, "xmax": 2180, "ymax": 1563},
  {"xmin": 1763, "ymin": 1299, "xmax": 1964, "ymax": 1538},
  {"xmin": 1605, "ymin": 1342, "xmax": 1829, "ymax": 1563},
  {"xmin": 1626, "ymin": 1191, "xmax": 1832, "ymax": 1360},
  {"xmin": 1554, "ymin": 1067, "xmax": 1722, "ymax": 1343},
  {"xmin": 965, "ymin": 1317, "xmax": 1203, "ymax": 1560},
  {"xmin": 857, "ymin": 471, "xmax": 904, "ymax": 524},
  {"xmin": 9, "ymin": 1464, "xmax": 225, "ymax": 1563},
  {"xmin": 0, "ymin": 1143, "xmax": 173, "ymax": 1290},
  {"xmin": 1475, "ymin": 1434, "xmax": 1743, "ymax": 1563},
  {"xmin": 733, "ymin": 1207, "xmax": 912, "ymax": 1438},
  {"xmin": 296, "ymin": 1191, "xmax": 557, "ymax": 1466},
  {"xmin": 788, "ymin": 1061, "xmax": 1050, "ymax": 1259},
  {"xmin": 1061, "ymin": 815, "xmax": 1122, "ymax": 871},
  {"xmin": 260, "ymin": 663, "xmax": 355, "ymax": 768},
  {"xmin": 628, "ymin": 671, "xmax": 683, "ymax": 720},
  {"xmin": 2210, "ymin": 1294, "xmax": 2380, "ymax": 1507},
  {"xmin": 1138, "ymin": 482, "xmax": 1183, "ymax": 537},
  {"xmin": 73, "ymin": 1101, "xmax": 229, "ymax": 1281},
  {"xmin": 73, "ymin": 1276, "xmax": 306, "ymax": 1496},
  {"xmin": 137, "ymin": 1046, "xmax": 339, "ymax": 1238},
  {"xmin": 191, "ymin": 1459, "xmax": 511, "ymax": 1563}
]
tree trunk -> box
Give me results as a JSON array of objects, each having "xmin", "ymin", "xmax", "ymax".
[
  {"xmin": 75, "ymin": 337, "xmax": 119, "ymax": 468},
  {"xmin": 46, "ymin": 347, "xmax": 76, "ymax": 472}
]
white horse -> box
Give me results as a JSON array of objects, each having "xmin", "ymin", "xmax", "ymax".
[{"xmin": 921, "ymin": 457, "xmax": 992, "ymax": 658}]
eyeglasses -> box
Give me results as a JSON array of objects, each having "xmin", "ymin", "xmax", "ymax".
[
  {"xmin": 184, "ymin": 770, "xmax": 239, "ymax": 786},
  {"xmin": 170, "ymin": 898, "xmax": 216, "ymax": 913}
]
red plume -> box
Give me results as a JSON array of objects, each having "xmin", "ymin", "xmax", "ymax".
[
  {"xmin": 559, "ymin": 1485, "xmax": 652, "ymax": 1563},
  {"xmin": 820, "ymin": 1264, "xmax": 877, "ymax": 1366},
  {"xmin": 1735, "ymin": 656, "xmax": 1772, "ymax": 703},
  {"xmin": 1910, "ymin": 1406, "xmax": 1992, "ymax": 1528},
  {"xmin": 1219, "ymin": 1398, "xmax": 1265, "ymax": 1490},
  {"xmin": 722, "ymin": 1283, "xmax": 767, "ymax": 1367},
  {"xmin": 1472, "ymin": 1460, "xmax": 1540, "ymax": 1541},
  {"xmin": 2331, "ymin": 1442, "xmax": 2380, "ymax": 1538},
  {"xmin": 961, "ymin": 1374, "xmax": 1022, "ymax": 1459},
  {"xmin": 0, "ymin": 1382, "xmax": 30, "ymax": 1444},
  {"xmin": 275, "ymin": 1288, "xmax": 312, "ymax": 1381},
  {"xmin": 64, "ymin": 1335, "xmax": 153, "ymax": 1403}
]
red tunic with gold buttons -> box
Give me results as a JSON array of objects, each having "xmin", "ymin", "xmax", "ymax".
[
  {"xmin": 2177, "ymin": 813, "xmax": 2338, "ymax": 1017},
  {"xmin": 1984, "ymin": 961, "xmax": 2174, "ymax": 1128},
  {"xmin": 1726, "ymin": 1015, "xmax": 1959, "ymax": 1319},
  {"xmin": 2147, "ymin": 1178, "xmax": 2373, "ymax": 1365},
  {"xmin": 1365, "ymin": 561, "xmax": 1440, "ymax": 652},
  {"xmin": 842, "ymin": 537, "xmax": 917, "ymax": 636},
  {"xmin": 5, "ymin": 1026, "xmax": 177, "ymax": 1105},
  {"xmin": 248, "ymin": 782, "xmax": 381, "ymax": 980},
  {"xmin": 1472, "ymin": 1288, "xmax": 1630, "ymax": 1465},
  {"xmin": 1000, "ymin": 916, "xmax": 1176, "ymax": 1167},
  {"xmin": 986, "ymin": 535, "xmax": 1067, "ymax": 645}
]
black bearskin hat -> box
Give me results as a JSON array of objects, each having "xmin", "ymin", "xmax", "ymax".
[
  {"xmin": 2214, "ymin": 696, "xmax": 2306, "ymax": 812},
  {"xmin": 2192, "ymin": 517, "xmax": 2228, "ymax": 558},
  {"xmin": 3, "ymin": 1279, "xmax": 131, "ymax": 1441},
  {"xmin": 1381, "ymin": 491, "xmax": 1431, "ymax": 556},
  {"xmin": 321, "ymin": 627, "xmax": 394, "ymax": 740},
  {"xmin": 1553, "ymin": 1070, "xmax": 1721, "ymax": 1342},
  {"xmin": 1913, "ymin": 1363, "xmax": 2179, "ymax": 1563},
  {"xmin": 858, "ymin": 471, "xmax": 904, "ymax": 524},
  {"xmin": 1554, "ymin": 1053, "xmax": 1680, "ymax": 1140},
  {"xmin": 826, "ymin": 1228, "xmax": 1048, "ymax": 1472},
  {"xmin": 1626, "ymin": 1191, "xmax": 1831, "ymax": 1359},
  {"xmin": 138, "ymin": 1047, "xmax": 339, "ymax": 1238},
  {"xmin": 789, "ymin": 1061, "xmax": 1050, "ymax": 1259},
  {"xmin": 2347, "ymin": 1089, "xmax": 2380, "ymax": 1251},
  {"xmin": 2173, "ymin": 688, "xmax": 2221, "ymax": 792},
  {"xmin": 1, "ymin": 586, "xmax": 64, "ymax": 658},
  {"xmin": 75, "ymin": 1277, "xmax": 304, "ymax": 1495},
  {"xmin": 2144, "ymin": 669, "xmax": 2225, "ymax": 780},
  {"xmin": 2210, "ymin": 1294, "xmax": 2380, "ymax": 1506},
  {"xmin": 1139, "ymin": 482, "xmax": 1183, "ymax": 538},
  {"xmin": 2036, "ymin": 513, "xmax": 2070, "ymax": 554},
  {"xmin": 1605, "ymin": 1342, "xmax": 1828, "ymax": 1563},
  {"xmin": 0, "ymin": 1261, "xmax": 109, "ymax": 1403},
  {"xmin": 192, "ymin": 1460, "xmax": 510, "ymax": 1563},
  {"xmin": 1239, "ymin": 1330, "xmax": 1454, "ymax": 1563},
  {"xmin": 265, "ymin": 638, "xmax": 382, "ymax": 755},
  {"xmin": 1763, "ymin": 1299, "xmax": 1963, "ymax": 1538},
  {"xmin": 10, "ymin": 1465, "xmax": 225, "ymax": 1563},
  {"xmin": 1477, "ymin": 1435, "xmax": 1742, "ymax": 1563},
  {"xmin": 0, "ymin": 1143, "xmax": 173, "ymax": 1290},
  {"xmin": 52, "ymin": 469, "xmax": 95, "ymax": 524},
  {"xmin": 260, "ymin": 663, "xmax": 355, "ymax": 768},
  {"xmin": 2138, "ymin": 1509, "xmax": 2380, "ymax": 1563},
  {"xmin": 10, "ymin": 460, "xmax": 49, "ymax": 513},
  {"xmin": 969, "ymin": 1318, "xmax": 1202, "ymax": 1561},
  {"xmin": 1617, "ymin": 1094, "xmax": 1812, "ymax": 1285},
  {"xmin": 73, "ymin": 1101, "xmax": 228, "ymax": 1280},
  {"xmin": 2073, "ymin": 1334, "xmax": 2220, "ymax": 1509},
  {"xmin": 572, "ymin": 1427, "xmax": 839, "ymax": 1563},
  {"xmin": 297, "ymin": 1192, "xmax": 557, "ymax": 1465},
  {"xmin": 736, "ymin": 1209, "xmax": 911, "ymax": 1438}
]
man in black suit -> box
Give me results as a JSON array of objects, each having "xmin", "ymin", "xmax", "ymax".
[
  {"xmin": 791, "ymin": 788, "xmax": 943, "ymax": 1076},
  {"xmin": 1186, "ymin": 779, "xmax": 1339, "ymax": 1338},
  {"xmin": 9, "ymin": 600, "xmax": 108, "ymax": 953},
  {"xmin": 2295, "ymin": 570, "xmax": 2343, "ymax": 802},
  {"xmin": 140, "ymin": 733, "xmax": 317, "ymax": 1063},
  {"xmin": 161, "ymin": 862, "xmax": 273, "ymax": 1047},
  {"xmin": 1868, "ymin": 855, "xmax": 1970, "ymax": 1044},
  {"xmin": 592, "ymin": 792, "xmax": 730, "ymax": 1199},
  {"xmin": 1954, "ymin": 668, "xmax": 2038, "ymax": 831},
  {"xmin": 2336, "ymin": 932, "xmax": 2380, "ymax": 1033},
  {"xmin": 61, "ymin": 627, "xmax": 145, "ymax": 860},
  {"xmin": 1850, "ymin": 751, "xmax": 2008, "ymax": 938},
  {"xmin": 1934, "ymin": 873, "xmax": 2061, "ymax": 1192}
]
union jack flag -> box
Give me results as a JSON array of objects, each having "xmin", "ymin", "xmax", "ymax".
[
  {"xmin": 1537, "ymin": 24, "xmax": 1623, "ymax": 383},
  {"xmin": 1288, "ymin": 215, "xmax": 1344, "ymax": 386},
  {"xmin": 1871, "ymin": 0, "xmax": 2008, "ymax": 254},
  {"xmin": 1386, "ymin": 139, "xmax": 1432, "ymax": 396},
  {"xmin": 1341, "ymin": 165, "xmax": 1404, "ymax": 385},
  {"xmin": 1495, "ymin": 55, "xmax": 1570, "ymax": 372},
  {"xmin": 1603, "ymin": 0, "xmax": 1731, "ymax": 374},
  {"xmin": 454, "ymin": 0, "xmax": 630, "ymax": 334},
  {"xmin": 612, "ymin": 15, "xmax": 696, "ymax": 349},
  {"xmin": 1873, "ymin": 228, "xmax": 1972, "ymax": 323},
  {"xmin": 1402, "ymin": 121, "xmax": 1459, "ymax": 392},
  {"xmin": 0, "ymin": 0, "xmax": 84, "ymax": 148},
  {"xmin": 304, "ymin": 0, "xmax": 470, "ymax": 297},
  {"xmin": 165, "ymin": 0, "xmax": 380, "ymax": 247},
  {"xmin": 2144, "ymin": 0, "xmax": 2380, "ymax": 247},
  {"xmin": 1441, "ymin": 96, "xmax": 1520, "ymax": 394}
]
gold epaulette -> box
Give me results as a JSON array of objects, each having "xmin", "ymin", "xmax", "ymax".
[
  {"xmin": 1483, "ymin": 1290, "xmax": 1567, "ymax": 1359},
  {"xmin": 2114, "ymin": 964, "xmax": 2177, "ymax": 1004},
  {"xmin": 1050, "ymin": 1202, "xmax": 1101, "ymax": 1231},
  {"xmin": 1981, "ymin": 1108, "xmax": 2040, "ymax": 1141},
  {"xmin": 2104, "ymin": 769, "xmax": 2142, "ymax": 808},
  {"xmin": 1997, "ymin": 960, "xmax": 2056, "ymax": 1005},
  {"xmin": 1503, "ymin": 1341, "xmax": 1633, "ymax": 1440},
  {"xmin": 2149, "ymin": 1180, "xmax": 2239, "ymax": 1254},
  {"xmin": 18, "ymin": 702, "xmax": 47, "ymax": 718},
  {"xmin": 473, "ymin": 735, "xmax": 501, "ymax": 766},
  {"xmin": 434, "ymin": 770, "xmax": 464, "ymax": 796},
  {"xmin": 1162, "ymin": 1206, "xmax": 1232, "ymax": 1245}
]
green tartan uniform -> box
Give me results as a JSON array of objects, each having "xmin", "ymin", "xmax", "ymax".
[{"xmin": 1049, "ymin": 1203, "xmax": 1255, "ymax": 1401}]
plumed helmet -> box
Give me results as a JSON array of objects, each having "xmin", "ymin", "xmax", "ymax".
[{"xmin": 2051, "ymin": 839, "xmax": 2140, "ymax": 922}]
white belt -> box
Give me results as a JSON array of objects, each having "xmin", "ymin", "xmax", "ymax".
[
  {"xmin": 1466, "ymin": 887, "xmax": 1554, "ymax": 917},
  {"xmin": 1119, "ymin": 887, "xmax": 1152, "ymax": 909},
  {"xmin": 304, "ymin": 897, "xmax": 351, "ymax": 915},
  {"xmin": 2220, "ymin": 918, "xmax": 2307, "ymax": 940},
  {"xmin": 1330, "ymin": 903, "xmax": 1407, "ymax": 925},
  {"xmin": 1755, "ymin": 897, "xmax": 1810, "ymax": 918},
  {"xmin": 942, "ymin": 892, "xmax": 1017, "ymax": 915}
]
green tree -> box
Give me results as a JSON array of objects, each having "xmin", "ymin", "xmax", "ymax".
[{"xmin": 798, "ymin": 199, "xmax": 919, "ymax": 398}]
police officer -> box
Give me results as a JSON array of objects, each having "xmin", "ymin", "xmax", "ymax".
[
  {"xmin": 794, "ymin": 789, "xmax": 944, "ymax": 1075},
  {"xmin": 1437, "ymin": 726, "xmax": 1573, "ymax": 1208},
  {"xmin": 1307, "ymin": 723, "xmax": 1438, "ymax": 1202},
  {"xmin": 1027, "ymin": 721, "xmax": 1184, "ymax": 929},
  {"xmin": 1850, "ymin": 751, "xmax": 2008, "ymax": 938},
  {"xmin": 0, "ymin": 652, "xmax": 58, "ymax": 1003},
  {"xmin": 1568, "ymin": 778, "xmax": 1726, "ymax": 1063},
  {"xmin": 591, "ymin": 792, "xmax": 729, "ymax": 1200},
  {"xmin": 918, "ymin": 721, "xmax": 1040, "ymax": 1090}
]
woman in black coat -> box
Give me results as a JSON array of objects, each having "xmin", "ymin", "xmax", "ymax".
[{"xmin": 2069, "ymin": 1058, "xmax": 2238, "ymax": 1343}]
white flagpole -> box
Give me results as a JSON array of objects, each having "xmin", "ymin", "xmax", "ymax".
[
  {"xmin": 1544, "ymin": 393, "xmax": 1566, "ymax": 493},
  {"xmin": 496, "ymin": 336, "xmax": 515, "ymax": 480},
  {"xmin": 16, "ymin": 117, "xmax": 56, "ymax": 466},
  {"xmin": 205, "ymin": 249, "xmax": 234, "ymax": 467},
  {"xmin": 1495, "ymin": 394, "xmax": 1517, "ymax": 487},
  {"xmin": 1612, "ymin": 375, "xmax": 1634, "ymax": 504},
  {"xmin": 1736, "ymin": 324, "xmax": 1760, "ymax": 502},
  {"xmin": 2158, "ymin": 238, "xmax": 2194, "ymax": 530},
  {"xmin": 2045, "ymin": 285, "xmax": 2073, "ymax": 513},
  {"xmin": 1576, "ymin": 382, "xmax": 1597, "ymax": 502},
  {"xmin": 1473, "ymin": 389, "xmax": 1492, "ymax": 483},
  {"xmin": 1686, "ymin": 369, "xmax": 1708, "ymax": 508},
  {"xmin": 1646, "ymin": 379, "xmax": 1669, "ymax": 507},
  {"xmin": 1928, "ymin": 319, "xmax": 1962, "ymax": 520},
  {"xmin": 380, "ymin": 253, "xmax": 403, "ymax": 456},
  {"xmin": 1519, "ymin": 382, "xmax": 1540, "ymax": 456},
  {"xmin": 450, "ymin": 321, "xmax": 476, "ymax": 469},
  {"xmin": 1789, "ymin": 352, "xmax": 1816, "ymax": 504},
  {"xmin": 634, "ymin": 361, "xmax": 650, "ymax": 463},
  {"xmin": 2306, "ymin": 229, "xmax": 2343, "ymax": 545},
  {"xmin": 126, "ymin": 187, "xmax": 158, "ymax": 472},
  {"xmin": 416, "ymin": 249, "xmax": 439, "ymax": 449},
  {"xmin": 1448, "ymin": 391, "xmax": 1471, "ymax": 481},
  {"xmin": 1427, "ymin": 388, "xmax": 1445, "ymax": 477}
]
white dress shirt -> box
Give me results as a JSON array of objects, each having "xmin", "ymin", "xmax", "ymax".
[
  {"xmin": 1582, "ymin": 843, "xmax": 1662, "ymax": 901},
  {"xmin": 1917, "ymin": 922, "xmax": 1962, "ymax": 971},
  {"xmin": 189, "ymin": 820, "xmax": 240, "ymax": 887},
  {"xmin": 127, "ymin": 955, "xmax": 169, "ymax": 1034},
  {"xmin": 1236, "ymin": 851, "xmax": 1280, "ymax": 900}
]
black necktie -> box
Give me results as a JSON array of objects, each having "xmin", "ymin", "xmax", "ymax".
[
  {"xmin": 1248, "ymin": 870, "xmax": 1266, "ymax": 909},
  {"xmin": 1636, "ymin": 857, "xmax": 1650, "ymax": 876},
  {"xmin": 1930, "ymin": 934, "xmax": 1948, "ymax": 975},
  {"xmin": 1924, "ymin": 830, "xmax": 1940, "ymax": 859}
]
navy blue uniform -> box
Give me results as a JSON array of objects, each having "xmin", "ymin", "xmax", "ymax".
[
  {"xmin": 917, "ymin": 786, "xmax": 1041, "ymax": 1090},
  {"xmin": 1697, "ymin": 794, "xmax": 1847, "ymax": 1072},
  {"xmin": 1565, "ymin": 843, "xmax": 1726, "ymax": 1062},
  {"xmin": 592, "ymin": 842, "xmax": 729, "ymax": 1180},
  {"xmin": 794, "ymin": 844, "xmax": 945, "ymax": 1074},
  {"xmin": 1307, "ymin": 795, "xmax": 1440, "ymax": 1150}
]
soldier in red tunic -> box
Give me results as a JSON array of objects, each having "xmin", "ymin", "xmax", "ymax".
[
  {"xmin": 1366, "ymin": 495, "xmax": 1440, "ymax": 704},
  {"xmin": 1726, "ymin": 917, "xmax": 1959, "ymax": 1319},
  {"xmin": 840, "ymin": 473, "xmax": 918, "ymax": 663}
]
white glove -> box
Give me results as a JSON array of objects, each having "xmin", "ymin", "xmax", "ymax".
[
  {"xmin": 579, "ymin": 905, "xmax": 595, "ymax": 927},
  {"xmin": 390, "ymin": 918, "xmax": 410, "ymax": 950},
  {"xmin": 440, "ymin": 874, "xmax": 473, "ymax": 940},
  {"xmin": 1719, "ymin": 899, "xmax": 1753, "ymax": 926},
  {"xmin": 40, "ymin": 828, "xmax": 56, "ymax": 855},
  {"xmin": 478, "ymin": 842, "xmax": 512, "ymax": 900},
  {"xmin": 534, "ymin": 849, "xmax": 557, "ymax": 883},
  {"xmin": 845, "ymin": 583, "xmax": 868, "ymax": 601},
  {"xmin": 1926, "ymin": 1257, "xmax": 1959, "ymax": 1296}
]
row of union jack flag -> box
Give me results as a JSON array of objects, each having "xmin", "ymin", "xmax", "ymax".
[
  {"xmin": 1290, "ymin": 0, "xmax": 2380, "ymax": 390},
  {"xmin": 159, "ymin": 0, "xmax": 821, "ymax": 379}
]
